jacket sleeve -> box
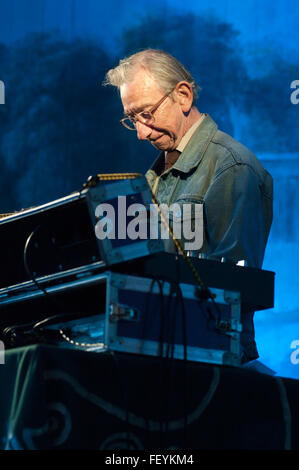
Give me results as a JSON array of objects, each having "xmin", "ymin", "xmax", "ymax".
[{"xmin": 202, "ymin": 163, "xmax": 273, "ymax": 268}]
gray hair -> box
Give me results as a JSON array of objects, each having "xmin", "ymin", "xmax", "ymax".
[{"xmin": 103, "ymin": 49, "xmax": 200, "ymax": 104}]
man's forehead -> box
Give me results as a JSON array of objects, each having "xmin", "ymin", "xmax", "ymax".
[
  {"xmin": 120, "ymin": 69, "xmax": 163, "ymax": 112},
  {"xmin": 122, "ymin": 100, "xmax": 154, "ymax": 115}
]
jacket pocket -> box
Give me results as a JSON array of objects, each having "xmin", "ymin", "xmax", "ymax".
[{"xmin": 158, "ymin": 200, "xmax": 204, "ymax": 252}]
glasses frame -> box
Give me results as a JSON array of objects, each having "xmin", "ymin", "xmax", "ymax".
[{"xmin": 120, "ymin": 88, "xmax": 174, "ymax": 130}]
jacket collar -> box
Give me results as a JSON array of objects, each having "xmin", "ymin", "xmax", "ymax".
[{"xmin": 149, "ymin": 114, "xmax": 218, "ymax": 175}]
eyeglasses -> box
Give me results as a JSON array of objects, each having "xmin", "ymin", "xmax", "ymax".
[{"xmin": 120, "ymin": 89, "xmax": 174, "ymax": 131}]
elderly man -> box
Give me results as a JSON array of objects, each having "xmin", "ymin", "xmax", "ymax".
[{"xmin": 104, "ymin": 49, "xmax": 273, "ymax": 362}]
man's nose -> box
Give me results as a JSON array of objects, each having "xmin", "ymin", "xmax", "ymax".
[{"xmin": 135, "ymin": 121, "xmax": 152, "ymax": 140}]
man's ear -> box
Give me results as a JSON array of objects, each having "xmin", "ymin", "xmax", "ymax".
[{"xmin": 174, "ymin": 81, "xmax": 194, "ymax": 113}]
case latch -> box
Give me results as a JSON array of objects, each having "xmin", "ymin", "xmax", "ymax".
[{"xmin": 109, "ymin": 302, "xmax": 139, "ymax": 322}]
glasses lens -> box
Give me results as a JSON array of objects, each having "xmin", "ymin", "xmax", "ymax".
[
  {"xmin": 139, "ymin": 111, "xmax": 152, "ymax": 121},
  {"xmin": 122, "ymin": 117, "xmax": 136, "ymax": 130},
  {"xmin": 121, "ymin": 110, "xmax": 154, "ymax": 130}
]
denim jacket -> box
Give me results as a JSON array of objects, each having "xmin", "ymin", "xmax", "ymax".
[
  {"xmin": 146, "ymin": 114, "xmax": 273, "ymax": 362},
  {"xmin": 146, "ymin": 114, "xmax": 273, "ymax": 269}
]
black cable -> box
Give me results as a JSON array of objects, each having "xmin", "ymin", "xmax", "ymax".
[
  {"xmin": 23, "ymin": 226, "xmax": 74, "ymax": 316},
  {"xmin": 176, "ymin": 284, "xmax": 188, "ymax": 447},
  {"xmin": 145, "ymin": 278, "xmax": 168, "ymax": 436},
  {"xmin": 157, "ymin": 280, "xmax": 166, "ymax": 358},
  {"xmin": 155, "ymin": 282, "xmax": 173, "ymax": 449},
  {"xmin": 161, "ymin": 281, "xmax": 177, "ymax": 448},
  {"xmin": 195, "ymin": 293, "xmax": 229, "ymax": 338},
  {"xmin": 157, "ymin": 247, "xmax": 187, "ymax": 449},
  {"xmin": 210, "ymin": 295, "xmax": 224, "ymax": 323},
  {"xmin": 32, "ymin": 313, "xmax": 80, "ymax": 331},
  {"xmin": 164, "ymin": 283, "xmax": 177, "ymax": 359},
  {"xmin": 166, "ymin": 283, "xmax": 188, "ymax": 449},
  {"xmin": 173, "ymin": 248, "xmax": 188, "ymax": 362},
  {"xmin": 173, "ymin": 250, "xmax": 188, "ymax": 447},
  {"xmin": 141, "ymin": 278, "xmax": 165, "ymax": 352},
  {"xmin": 168, "ymin": 285, "xmax": 180, "ymax": 361},
  {"xmin": 147, "ymin": 278, "xmax": 167, "ymax": 438},
  {"xmin": 162, "ymin": 280, "xmax": 185, "ymax": 450},
  {"xmin": 141, "ymin": 277, "xmax": 165, "ymax": 439},
  {"xmin": 2, "ymin": 320, "xmax": 40, "ymax": 346},
  {"xmin": 1, "ymin": 228, "xmax": 66, "ymax": 347},
  {"xmin": 22, "ymin": 226, "xmax": 99, "ymax": 347},
  {"xmin": 180, "ymin": 287, "xmax": 187, "ymax": 363},
  {"xmin": 23, "ymin": 226, "xmax": 51, "ymax": 299}
]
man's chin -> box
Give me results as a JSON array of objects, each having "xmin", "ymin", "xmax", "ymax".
[
  {"xmin": 149, "ymin": 137, "xmax": 170, "ymax": 151},
  {"xmin": 151, "ymin": 143, "xmax": 165, "ymax": 151}
]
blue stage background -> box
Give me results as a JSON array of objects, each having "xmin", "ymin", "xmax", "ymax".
[{"xmin": 0, "ymin": 0, "xmax": 298, "ymax": 379}]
